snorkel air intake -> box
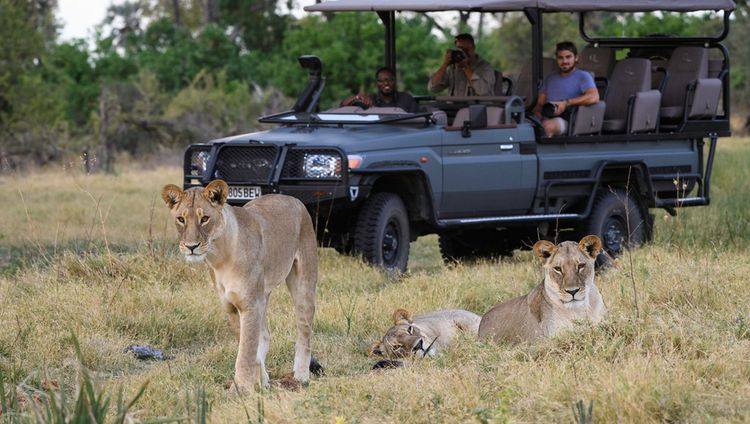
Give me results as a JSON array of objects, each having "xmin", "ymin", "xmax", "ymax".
[{"xmin": 293, "ymin": 55, "xmax": 326, "ymax": 113}]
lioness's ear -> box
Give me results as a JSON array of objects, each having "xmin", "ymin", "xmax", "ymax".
[
  {"xmin": 533, "ymin": 240, "xmax": 557, "ymax": 262},
  {"xmin": 203, "ymin": 179, "xmax": 228, "ymax": 206},
  {"xmin": 392, "ymin": 308, "xmax": 412, "ymax": 325},
  {"xmin": 369, "ymin": 342, "xmax": 384, "ymax": 357},
  {"xmin": 579, "ymin": 235, "xmax": 602, "ymax": 259},
  {"xmin": 161, "ymin": 184, "xmax": 183, "ymax": 209}
]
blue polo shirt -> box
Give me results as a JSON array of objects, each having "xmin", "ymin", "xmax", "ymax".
[{"xmin": 540, "ymin": 69, "xmax": 596, "ymax": 101}]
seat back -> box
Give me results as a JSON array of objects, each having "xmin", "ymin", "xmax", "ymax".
[
  {"xmin": 604, "ymin": 58, "xmax": 652, "ymax": 122},
  {"xmin": 708, "ymin": 59, "xmax": 724, "ymax": 78},
  {"xmin": 515, "ymin": 57, "xmax": 555, "ymax": 106},
  {"xmin": 661, "ymin": 46, "xmax": 708, "ymax": 110},
  {"xmin": 493, "ymin": 70, "xmax": 512, "ymax": 96},
  {"xmin": 450, "ymin": 107, "xmax": 470, "ymax": 128},
  {"xmin": 486, "ymin": 106, "xmax": 504, "ymax": 125},
  {"xmin": 579, "ymin": 45, "xmax": 616, "ymax": 79},
  {"xmin": 448, "ymin": 105, "xmax": 496, "ymax": 129}
]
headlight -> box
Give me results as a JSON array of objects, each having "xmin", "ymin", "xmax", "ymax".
[
  {"xmin": 303, "ymin": 154, "xmax": 341, "ymax": 178},
  {"xmin": 190, "ymin": 150, "xmax": 211, "ymax": 176}
]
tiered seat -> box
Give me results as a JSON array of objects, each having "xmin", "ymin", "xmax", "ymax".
[
  {"xmin": 515, "ymin": 57, "xmax": 555, "ymax": 106},
  {"xmin": 602, "ymin": 58, "xmax": 661, "ymax": 134},
  {"xmin": 578, "ymin": 45, "xmax": 615, "ymax": 99},
  {"xmin": 660, "ymin": 46, "xmax": 722, "ymax": 124}
]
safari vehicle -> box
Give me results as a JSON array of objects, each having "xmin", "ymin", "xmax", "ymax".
[{"xmin": 181, "ymin": 0, "xmax": 734, "ymax": 274}]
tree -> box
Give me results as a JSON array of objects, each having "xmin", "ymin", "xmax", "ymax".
[
  {"xmin": 259, "ymin": 13, "xmax": 440, "ymax": 108},
  {"xmin": 219, "ymin": 0, "xmax": 293, "ymax": 54}
]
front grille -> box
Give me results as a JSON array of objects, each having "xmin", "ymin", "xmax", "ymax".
[
  {"xmin": 281, "ymin": 148, "xmax": 344, "ymax": 180},
  {"xmin": 213, "ymin": 146, "xmax": 279, "ymax": 183}
]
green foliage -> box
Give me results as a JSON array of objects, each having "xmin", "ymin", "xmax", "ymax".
[
  {"xmin": 218, "ymin": 0, "xmax": 293, "ymax": 55},
  {"xmin": 164, "ymin": 70, "xmax": 265, "ymax": 141},
  {"xmin": 0, "ymin": 0, "xmax": 47, "ymax": 122},
  {"xmin": 260, "ymin": 13, "xmax": 440, "ymax": 108},
  {"xmin": 1, "ymin": 0, "xmax": 750, "ymax": 167},
  {"xmin": 48, "ymin": 41, "xmax": 100, "ymax": 128}
]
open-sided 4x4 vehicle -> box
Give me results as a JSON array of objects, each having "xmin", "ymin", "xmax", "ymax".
[{"xmin": 182, "ymin": 0, "xmax": 735, "ymax": 274}]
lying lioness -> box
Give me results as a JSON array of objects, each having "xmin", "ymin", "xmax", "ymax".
[
  {"xmin": 478, "ymin": 235, "xmax": 605, "ymax": 343},
  {"xmin": 370, "ymin": 308, "xmax": 481, "ymax": 359},
  {"xmin": 162, "ymin": 180, "xmax": 318, "ymax": 390}
]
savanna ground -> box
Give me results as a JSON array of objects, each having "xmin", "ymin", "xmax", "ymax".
[{"xmin": 1, "ymin": 139, "xmax": 750, "ymax": 423}]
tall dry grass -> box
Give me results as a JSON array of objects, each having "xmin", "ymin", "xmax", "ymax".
[{"xmin": 1, "ymin": 140, "xmax": 750, "ymax": 422}]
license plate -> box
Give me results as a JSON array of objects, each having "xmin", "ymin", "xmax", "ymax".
[{"xmin": 227, "ymin": 185, "xmax": 262, "ymax": 201}]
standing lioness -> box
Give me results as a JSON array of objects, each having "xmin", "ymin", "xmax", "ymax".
[
  {"xmin": 479, "ymin": 235, "xmax": 605, "ymax": 343},
  {"xmin": 162, "ymin": 180, "xmax": 318, "ymax": 390}
]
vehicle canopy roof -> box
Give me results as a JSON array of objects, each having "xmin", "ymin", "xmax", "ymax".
[{"xmin": 305, "ymin": 0, "xmax": 735, "ymax": 13}]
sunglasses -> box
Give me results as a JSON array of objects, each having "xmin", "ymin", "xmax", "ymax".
[{"xmin": 376, "ymin": 77, "xmax": 395, "ymax": 83}]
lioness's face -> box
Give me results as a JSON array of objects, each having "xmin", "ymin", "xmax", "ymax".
[
  {"xmin": 161, "ymin": 180, "xmax": 228, "ymax": 263},
  {"xmin": 534, "ymin": 236, "xmax": 602, "ymax": 306},
  {"xmin": 372, "ymin": 324, "xmax": 430, "ymax": 359}
]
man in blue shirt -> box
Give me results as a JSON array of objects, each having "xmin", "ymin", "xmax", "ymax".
[{"xmin": 534, "ymin": 41, "xmax": 600, "ymax": 137}]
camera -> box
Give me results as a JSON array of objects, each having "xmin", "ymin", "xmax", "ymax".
[
  {"xmin": 450, "ymin": 48, "xmax": 467, "ymax": 64},
  {"xmin": 541, "ymin": 102, "xmax": 558, "ymax": 118}
]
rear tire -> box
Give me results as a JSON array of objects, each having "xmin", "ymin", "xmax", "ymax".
[
  {"xmin": 585, "ymin": 189, "xmax": 647, "ymax": 265},
  {"xmin": 354, "ymin": 193, "xmax": 410, "ymax": 275}
]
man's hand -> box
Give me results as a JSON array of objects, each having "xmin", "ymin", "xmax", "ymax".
[
  {"xmin": 550, "ymin": 100, "xmax": 568, "ymax": 116},
  {"xmin": 343, "ymin": 93, "xmax": 373, "ymax": 108},
  {"xmin": 442, "ymin": 49, "xmax": 453, "ymax": 68}
]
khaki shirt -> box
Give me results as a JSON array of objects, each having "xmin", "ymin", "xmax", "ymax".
[{"xmin": 428, "ymin": 54, "xmax": 496, "ymax": 96}]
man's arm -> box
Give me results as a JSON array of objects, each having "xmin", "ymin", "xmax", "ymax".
[
  {"xmin": 428, "ymin": 49, "xmax": 453, "ymax": 93},
  {"xmin": 568, "ymin": 87, "xmax": 599, "ymax": 107},
  {"xmin": 534, "ymin": 92, "xmax": 548, "ymax": 118},
  {"xmin": 549, "ymin": 87, "xmax": 599, "ymax": 116}
]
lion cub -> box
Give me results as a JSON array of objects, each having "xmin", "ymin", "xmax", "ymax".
[
  {"xmin": 370, "ymin": 308, "xmax": 481, "ymax": 359},
  {"xmin": 162, "ymin": 180, "xmax": 318, "ymax": 390},
  {"xmin": 479, "ymin": 235, "xmax": 605, "ymax": 343}
]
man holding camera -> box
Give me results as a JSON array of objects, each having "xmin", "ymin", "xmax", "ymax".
[
  {"xmin": 428, "ymin": 33, "xmax": 496, "ymax": 97},
  {"xmin": 534, "ymin": 41, "xmax": 599, "ymax": 137}
]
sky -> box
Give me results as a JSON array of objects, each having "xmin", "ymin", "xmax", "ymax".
[
  {"xmin": 56, "ymin": 0, "xmax": 320, "ymax": 42},
  {"xmin": 57, "ymin": 0, "xmax": 112, "ymax": 41}
]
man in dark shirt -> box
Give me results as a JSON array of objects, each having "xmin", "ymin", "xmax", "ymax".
[{"xmin": 341, "ymin": 67, "xmax": 420, "ymax": 113}]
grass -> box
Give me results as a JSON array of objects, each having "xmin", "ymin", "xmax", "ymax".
[{"xmin": 1, "ymin": 139, "xmax": 750, "ymax": 422}]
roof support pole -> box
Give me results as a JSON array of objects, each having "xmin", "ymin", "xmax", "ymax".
[
  {"xmin": 378, "ymin": 11, "xmax": 396, "ymax": 70},
  {"xmin": 524, "ymin": 7, "xmax": 543, "ymax": 112}
]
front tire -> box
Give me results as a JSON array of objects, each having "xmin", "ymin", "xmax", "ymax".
[
  {"xmin": 585, "ymin": 189, "xmax": 647, "ymax": 263},
  {"xmin": 354, "ymin": 193, "xmax": 410, "ymax": 275}
]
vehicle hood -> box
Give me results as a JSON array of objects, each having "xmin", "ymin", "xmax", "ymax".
[{"xmin": 208, "ymin": 123, "xmax": 443, "ymax": 153}]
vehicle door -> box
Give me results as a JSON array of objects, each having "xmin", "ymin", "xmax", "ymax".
[{"xmin": 440, "ymin": 125, "xmax": 537, "ymax": 219}]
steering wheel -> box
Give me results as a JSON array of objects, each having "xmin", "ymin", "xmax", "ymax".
[
  {"xmin": 526, "ymin": 114, "xmax": 543, "ymax": 129},
  {"xmin": 350, "ymin": 99, "xmax": 369, "ymax": 109}
]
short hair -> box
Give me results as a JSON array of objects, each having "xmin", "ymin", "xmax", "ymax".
[
  {"xmin": 375, "ymin": 66, "xmax": 396, "ymax": 79},
  {"xmin": 454, "ymin": 33, "xmax": 475, "ymax": 46},
  {"xmin": 556, "ymin": 41, "xmax": 578, "ymax": 56}
]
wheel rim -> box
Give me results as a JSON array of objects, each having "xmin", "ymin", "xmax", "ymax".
[
  {"xmin": 602, "ymin": 216, "xmax": 626, "ymax": 253},
  {"xmin": 382, "ymin": 219, "xmax": 400, "ymax": 265}
]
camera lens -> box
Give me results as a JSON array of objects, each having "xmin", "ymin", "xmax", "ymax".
[{"xmin": 542, "ymin": 102, "xmax": 558, "ymax": 118}]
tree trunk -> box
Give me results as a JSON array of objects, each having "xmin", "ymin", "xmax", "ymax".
[
  {"xmin": 172, "ymin": 0, "xmax": 181, "ymax": 25},
  {"xmin": 98, "ymin": 82, "xmax": 115, "ymax": 174},
  {"xmin": 205, "ymin": 0, "xmax": 217, "ymax": 23}
]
